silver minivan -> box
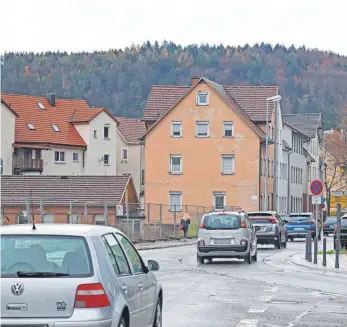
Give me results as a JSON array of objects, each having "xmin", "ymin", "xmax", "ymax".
[
  {"xmin": 197, "ymin": 211, "xmax": 260, "ymax": 264},
  {"xmin": 0, "ymin": 224, "xmax": 163, "ymax": 327}
]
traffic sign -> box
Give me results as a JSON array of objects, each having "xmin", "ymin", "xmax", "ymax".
[
  {"xmin": 312, "ymin": 195, "xmax": 321, "ymax": 205},
  {"xmin": 310, "ymin": 179, "xmax": 323, "ymax": 196}
]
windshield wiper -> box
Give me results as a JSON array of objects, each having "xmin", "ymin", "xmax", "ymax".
[{"xmin": 16, "ymin": 271, "xmax": 70, "ymax": 277}]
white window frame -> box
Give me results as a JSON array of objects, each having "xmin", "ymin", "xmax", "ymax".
[
  {"xmin": 54, "ymin": 151, "xmax": 65, "ymax": 163},
  {"xmin": 221, "ymin": 155, "xmax": 235, "ymax": 175},
  {"xmin": 171, "ymin": 121, "xmax": 182, "ymax": 137},
  {"xmin": 121, "ymin": 148, "xmax": 128, "ymax": 162},
  {"xmin": 27, "ymin": 123, "xmax": 35, "ymax": 130},
  {"xmin": 213, "ymin": 192, "xmax": 226, "ymax": 210},
  {"xmin": 37, "ymin": 102, "xmax": 45, "ymax": 109},
  {"xmin": 94, "ymin": 130, "xmax": 98, "ymax": 139},
  {"xmin": 223, "ymin": 121, "xmax": 234, "ymax": 138},
  {"xmin": 195, "ymin": 121, "xmax": 209, "ymax": 138},
  {"xmin": 169, "ymin": 191, "xmax": 182, "ymax": 212},
  {"xmin": 104, "ymin": 124, "xmax": 110, "ymax": 139},
  {"xmin": 169, "ymin": 154, "xmax": 182, "ymax": 174},
  {"xmin": 51, "ymin": 124, "xmax": 60, "ymax": 132},
  {"xmin": 73, "ymin": 152, "xmax": 79, "ymax": 162},
  {"xmin": 42, "ymin": 214, "xmax": 55, "ymax": 223},
  {"xmin": 196, "ymin": 91, "xmax": 209, "ymax": 106},
  {"xmin": 103, "ymin": 154, "xmax": 110, "ymax": 166}
]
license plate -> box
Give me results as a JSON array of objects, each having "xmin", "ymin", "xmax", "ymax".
[
  {"xmin": 212, "ymin": 239, "xmax": 233, "ymax": 245},
  {"xmin": 260, "ymin": 227, "xmax": 267, "ymax": 231},
  {"xmin": 295, "ymin": 228, "xmax": 305, "ymax": 231}
]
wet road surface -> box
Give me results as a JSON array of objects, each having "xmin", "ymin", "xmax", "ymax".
[{"xmin": 141, "ymin": 238, "xmax": 347, "ymax": 327}]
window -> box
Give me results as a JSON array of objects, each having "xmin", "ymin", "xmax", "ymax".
[
  {"xmin": 54, "ymin": 151, "xmax": 65, "ymax": 163},
  {"xmin": 196, "ymin": 121, "xmax": 209, "ymax": 137},
  {"xmin": 94, "ymin": 130, "xmax": 97, "ymax": 139},
  {"xmin": 51, "ymin": 124, "xmax": 60, "ymax": 132},
  {"xmin": 171, "ymin": 121, "xmax": 182, "ymax": 137},
  {"xmin": 213, "ymin": 192, "xmax": 226, "ymax": 210},
  {"xmin": 94, "ymin": 214, "xmax": 106, "ymax": 225},
  {"xmin": 223, "ymin": 121, "xmax": 234, "ymax": 137},
  {"xmin": 42, "ymin": 214, "xmax": 55, "ymax": 223},
  {"xmin": 169, "ymin": 192, "xmax": 182, "ymax": 212},
  {"xmin": 17, "ymin": 214, "xmax": 29, "ymax": 224},
  {"xmin": 197, "ymin": 91, "xmax": 209, "ymax": 105},
  {"xmin": 116, "ymin": 233, "xmax": 144, "ymax": 274},
  {"xmin": 170, "ymin": 154, "xmax": 182, "ymax": 174},
  {"xmin": 104, "ymin": 125, "xmax": 110, "ymax": 139},
  {"xmin": 121, "ymin": 148, "xmax": 128, "ymax": 161},
  {"xmin": 104, "ymin": 154, "xmax": 110, "ymax": 165},
  {"xmin": 73, "ymin": 152, "xmax": 79, "ymax": 162},
  {"xmin": 103, "ymin": 233, "xmax": 130, "ymax": 276},
  {"xmin": 27, "ymin": 123, "xmax": 35, "ymax": 130},
  {"xmin": 221, "ymin": 155, "xmax": 235, "ymax": 174},
  {"xmin": 68, "ymin": 214, "xmax": 80, "ymax": 224},
  {"xmin": 37, "ymin": 102, "xmax": 45, "ymax": 110}
]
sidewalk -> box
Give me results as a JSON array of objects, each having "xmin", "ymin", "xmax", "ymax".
[
  {"xmin": 135, "ymin": 238, "xmax": 197, "ymax": 251},
  {"xmin": 290, "ymin": 253, "xmax": 347, "ymax": 274}
]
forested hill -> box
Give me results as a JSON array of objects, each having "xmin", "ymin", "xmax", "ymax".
[{"xmin": 2, "ymin": 42, "xmax": 347, "ymax": 128}]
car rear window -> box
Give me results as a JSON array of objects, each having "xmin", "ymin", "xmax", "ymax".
[
  {"xmin": 288, "ymin": 215, "xmax": 312, "ymax": 221},
  {"xmin": 203, "ymin": 214, "xmax": 241, "ymax": 230},
  {"xmin": 1, "ymin": 235, "xmax": 93, "ymax": 278},
  {"xmin": 341, "ymin": 217, "xmax": 347, "ymax": 226},
  {"xmin": 326, "ymin": 218, "xmax": 337, "ymax": 223},
  {"xmin": 248, "ymin": 212, "xmax": 273, "ymax": 217}
]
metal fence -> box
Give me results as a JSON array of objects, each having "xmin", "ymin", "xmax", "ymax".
[{"xmin": 0, "ymin": 196, "xmax": 241, "ymax": 242}]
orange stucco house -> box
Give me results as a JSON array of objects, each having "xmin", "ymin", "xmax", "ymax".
[{"xmin": 140, "ymin": 77, "xmax": 279, "ymax": 216}]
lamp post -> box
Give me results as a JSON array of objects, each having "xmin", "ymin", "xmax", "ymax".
[{"xmin": 264, "ymin": 95, "xmax": 282, "ymax": 211}]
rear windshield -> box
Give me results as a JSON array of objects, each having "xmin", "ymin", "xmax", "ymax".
[
  {"xmin": 203, "ymin": 214, "xmax": 241, "ymax": 230},
  {"xmin": 248, "ymin": 212, "xmax": 273, "ymax": 217},
  {"xmin": 341, "ymin": 217, "xmax": 347, "ymax": 226},
  {"xmin": 1, "ymin": 235, "xmax": 93, "ymax": 278},
  {"xmin": 326, "ymin": 217, "xmax": 337, "ymax": 223},
  {"xmin": 288, "ymin": 215, "xmax": 312, "ymax": 221}
]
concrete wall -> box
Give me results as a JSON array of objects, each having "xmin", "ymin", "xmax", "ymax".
[{"xmin": 0, "ymin": 103, "xmax": 16, "ymax": 175}]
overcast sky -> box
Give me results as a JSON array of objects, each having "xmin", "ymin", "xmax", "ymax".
[{"xmin": 1, "ymin": 0, "xmax": 346, "ymax": 55}]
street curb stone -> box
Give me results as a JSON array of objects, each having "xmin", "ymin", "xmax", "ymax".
[{"xmin": 136, "ymin": 239, "xmax": 197, "ymax": 251}]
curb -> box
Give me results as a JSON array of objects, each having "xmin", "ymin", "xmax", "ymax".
[{"xmin": 136, "ymin": 240, "xmax": 196, "ymax": 251}]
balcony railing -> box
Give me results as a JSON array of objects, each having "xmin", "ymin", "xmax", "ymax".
[{"xmin": 13, "ymin": 157, "xmax": 43, "ymax": 171}]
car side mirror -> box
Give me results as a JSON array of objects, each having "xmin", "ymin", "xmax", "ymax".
[
  {"xmin": 254, "ymin": 226, "xmax": 261, "ymax": 232},
  {"xmin": 147, "ymin": 260, "xmax": 160, "ymax": 271}
]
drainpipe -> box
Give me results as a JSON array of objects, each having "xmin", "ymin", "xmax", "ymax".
[
  {"xmin": 273, "ymin": 102, "xmax": 279, "ymax": 212},
  {"xmin": 82, "ymin": 148, "xmax": 87, "ymax": 168},
  {"xmin": 258, "ymin": 143, "xmax": 263, "ymax": 210},
  {"xmin": 287, "ymin": 149, "xmax": 293, "ymax": 214}
]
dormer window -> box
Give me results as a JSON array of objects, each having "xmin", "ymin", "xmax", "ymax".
[
  {"xmin": 37, "ymin": 102, "xmax": 45, "ymax": 109},
  {"xmin": 27, "ymin": 123, "xmax": 35, "ymax": 130},
  {"xmin": 197, "ymin": 91, "xmax": 209, "ymax": 106},
  {"xmin": 51, "ymin": 124, "xmax": 60, "ymax": 132}
]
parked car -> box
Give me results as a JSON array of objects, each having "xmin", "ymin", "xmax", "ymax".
[
  {"xmin": 323, "ymin": 216, "xmax": 337, "ymax": 236},
  {"xmin": 248, "ymin": 211, "xmax": 287, "ymax": 249},
  {"xmin": 197, "ymin": 211, "xmax": 260, "ymax": 264},
  {"xmin": 0, "ymin": 224, "xmax": 163, "ymax": 327},
  {"xmin": 284, "ymin": 212, "xmax": 321, "ymax": 241},
  {"xmin": 334, "ymin": 214, "xmax": 347, "ymax": 249}
]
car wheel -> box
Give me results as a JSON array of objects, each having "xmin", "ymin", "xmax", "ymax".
[
  {"xmin": 275, "ymin": 235, "xmax": 281, "ymax": 249},
  {"xmin": 118, "ymin": 317, "xmax": 127, "ymax": 327},
  {"xmin": 281, "ymin": 239, "xmax": 287, "ymax": 248},
  {"xmin": 252, "ymin": 249, "xmax": 257, "ymax": 262},
  {"xmin": 153, "ymin": 297, "xmax": 162, "ymax": 327},
  {"xmin": 197, "ymin": 254, "xmax": 204, "ymax": 265},
  {"xmin": 289, "ymin": 237, "xmax": 294, "ymax": 242},
  {"xmin": 207, "ymin": 258, "xmax": 213, "ymax": 263},
  {"xmin": 244, "ymin": 250, "xmax": 252, "ymax": 264},
  {"xmin": 324, "ymin": 232, "xmax": 328, "ymax": 237}
]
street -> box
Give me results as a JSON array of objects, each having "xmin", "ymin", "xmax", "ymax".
[{"xmin": 141, "ymin": 238, "xmax": 347, "ymax": 327}]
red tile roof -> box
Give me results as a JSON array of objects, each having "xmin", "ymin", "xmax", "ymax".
[
  {"xmin": 114, "ymin": 116, "xmax": 146, "ymax": 144},
  {"xmin": 70, "ymin": 107, "xmax": 119, "ymax": 125},
  {"xmin": 1, "ymin": 94, "xmax": 115, "ymax": 148}
]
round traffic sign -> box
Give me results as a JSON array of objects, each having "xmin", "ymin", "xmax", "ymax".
[{"xmin": 310, "ymin": 179, "xmax": 323, "ymax": 196}]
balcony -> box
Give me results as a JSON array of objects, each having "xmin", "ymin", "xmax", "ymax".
[{"xmin": 13, "ymin": 157, "xmax": 43, "ymax": 174}]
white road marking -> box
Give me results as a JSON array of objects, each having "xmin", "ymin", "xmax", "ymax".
[
  {"xmin": 264, "ymin": 286, "xmax": 278, "ymax": 292},
  {"xmin": 236, "ymin": 319, "xmax": 258, "ymax": 327},
  {"xmin": 258, "ymin": 295, "xmax": 273, "ymax": 302},
  {"xmin": 287, "ymin": 301, "xmax": 323, "ymax": 327},
  {"xmin": 248, "ymin": 305, "xmax": 267, "ymax": 313}
]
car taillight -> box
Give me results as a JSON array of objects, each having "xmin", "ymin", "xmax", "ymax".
[
  {"xmin": 241, "ymin": 221, "xmax": 247, "ymax": 228},
  {"xmin": 199, "ymin": 223, "xmax": 205, "ymax": 229},
  {"xmin": 307, "ymin": 220, "xmax": 315, "ymax": 225},
  {"xmin": 74, "ymin": 283, "xmax": 110, "ymax": 308},
  {"xmin": 240, "ymin": 239, "xmax": 248, "ymax": 246},
  {"xmin": 198, "ymin": 240, "xmax": 205, "ymax": 246},
  {"xmin": 269, "ymin": 217, "xmax": 277, "ymax": 223}
]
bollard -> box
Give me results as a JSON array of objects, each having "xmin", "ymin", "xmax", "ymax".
[
  {"xmin": 322, "ymin": 237, "xmax": 327, "ymax": 267},
  {"xmin": 335, "ymin": 237, "xmax": 340, "ymax": 268},
  {"xmin": 313, "ymin": 237, "xmax": 318, "ymax": 264},
  {"xmin": 305, "ymin": 233, "xmax": 309, "ymax": 260},
  {"xmin": 335, "ymin": 203, "xmax": 341, "ymax": 269},
  {"xmin": 308, "ymin": 236, "xmax": 312, "ymax": 262}
]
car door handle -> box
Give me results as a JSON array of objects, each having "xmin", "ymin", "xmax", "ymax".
[
  {"xmin": 122, "ymin": 285, "xmax": 128, "ymax": 296},
  {"xmin": 138, "ymin": 283, "xmax": 143, "ymax": 291}
]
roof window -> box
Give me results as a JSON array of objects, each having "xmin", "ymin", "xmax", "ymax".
[
  {"xmin": 51, "ymin": 124, "xmax": 60, "ymax": 132},
  {"xmin": 37, "ymin": 102, "xmax": 45, "ymax": 109},
  {"xmin": 27, "ymin": 123, "xmax": 35, "ymax": 130}
]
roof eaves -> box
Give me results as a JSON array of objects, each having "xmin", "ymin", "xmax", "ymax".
[
  {"xmin": 1, "ymin": 99, "xmax": 19, "ymax": 117},
  {"xmin": 283, "ymin": 121, "xmax": 310, "ymax": 139}
]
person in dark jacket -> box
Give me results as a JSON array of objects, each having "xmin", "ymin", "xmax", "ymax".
[{"xmin": 180, "ymin": 213, "xmax": 191, "ymax": 241}]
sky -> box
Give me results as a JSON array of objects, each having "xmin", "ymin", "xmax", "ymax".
[{"xmin": 1, "ymin": 0, "xmax": 346, "ymax": 55}]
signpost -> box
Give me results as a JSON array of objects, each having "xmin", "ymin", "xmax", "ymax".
[{"xmin": 310, "ymin": 179, "xmax": 323, "ymax": 241}]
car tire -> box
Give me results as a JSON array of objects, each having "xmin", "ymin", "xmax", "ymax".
[
  {"xmin": 324, "ymin": 232, "xmax": 328, "ymax": 237},
  {"xmin": 275, "ymin": 235, "xmax": 281, "ymax": 249},
  {"xmin": 118, "ymin": 317, "xmax": 127, "ymax": 327},
  {"xmin": 289, "ymin": 237, "xmax": 294, "ymax": 242},
  {"xmin": 197, "ymin": 254, "xmax": 204, "ymax": 265},
  {"xmin": 153, "ymin": 297, "xmax": 162, "ymax": 327},
  {"xmin": 252, "ymin": 250, "xmax": 257, "ymax": 262},
  {"xmin": 207, "ymin": 258, "xmax": 213, "ymax": 263},
  {"xmin": 244, "ymin": 250, "xmax": 252, "ymax": 264},
  {"xmin": 281, "ymin": 239, "xmax": 287, "ymax": 248}
]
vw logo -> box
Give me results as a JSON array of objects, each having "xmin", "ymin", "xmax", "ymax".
[{"xmin": 11, "ymin": 282, "xmax": 24, "ymax": 296}]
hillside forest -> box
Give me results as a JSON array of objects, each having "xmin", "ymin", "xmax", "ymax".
[{"xmin": 2, "ymin": 42, "xmax": 347, "ymax": 129}]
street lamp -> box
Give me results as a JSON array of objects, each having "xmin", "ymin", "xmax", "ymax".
[{"xmin": 264, "ymin": 95, "xmax": 282, "ymax": 211}]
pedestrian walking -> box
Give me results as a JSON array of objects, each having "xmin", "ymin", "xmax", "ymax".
[{"xmin": 180, "ymin": 213, "xmax": 191, "ymax": 241}]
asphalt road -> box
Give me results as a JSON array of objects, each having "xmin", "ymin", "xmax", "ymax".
[{"xmin": 141, "ymin": 237, "xmax": 347, "ymax": 327}]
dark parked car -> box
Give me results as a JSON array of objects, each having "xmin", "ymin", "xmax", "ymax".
[
  {"xmin": 323, "ymin": 216, "xmax": 337, "ymax": 236},
  {"xmin": 334, "ymin": 214, "xmax": 347, "ymax": 249}
]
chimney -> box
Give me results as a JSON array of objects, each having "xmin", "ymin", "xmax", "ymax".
[
  {"xmin": 46, "ymin": 91, "xmax": 56, "ymax": 107},
  {"xmin": 191, "ymin": 77, "xmax": 200, "ymax": 86}
]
